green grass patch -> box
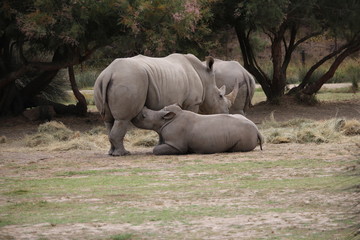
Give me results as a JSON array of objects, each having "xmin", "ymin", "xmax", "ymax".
[
  {"xmin": 1, "ymin": 150, "xmax": 358, "ymax": 239},
  {"xmin": 109, "ymin": 234, "xmax": 135, "ymax": 240},
  {"xmin": 1, "ymin": 158, "xmax": 356, "ymax": 226}
]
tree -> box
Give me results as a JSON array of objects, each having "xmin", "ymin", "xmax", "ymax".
[
  {"xmin": 291, "ymin": 0, "xmax": 360, "ymax": 96},
  {"xmin": 0, "ymin": 0, "xmax": 125, "ymax": 116},
  {"xmin": 211, "ymin": 0, "xmax": 360, "ymax": 102},
  {"xmin": 0, "ymin": 0, "xmax": 213, "ymax": 116},
  {"xmin": 109, "ymin": 0, "xmax": 215, "ymax": 57}
]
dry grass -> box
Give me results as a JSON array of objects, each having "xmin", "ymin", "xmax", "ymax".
[
  {"xmin": 262, "ymin": 114, "xmax": 360, "ymax": 144},
  {"xmin": 0, "ymin": 135, "xmax": 7, "ymax": 144},
  {"xmin": 340, "ymin": 119, "xmax": 360, "ymax": 136},
  {"xmin": 125, "ymin": 128, "xmax": 158, "ymax": 147},
  {"xmin": 23, "ymin": 121, "xmax": 158, "ymax": 151},
  {"xmin": 24, "ymin": 121, "xmax": 109, "ymax": 151},
  {"xmin": 22, "ymin": 117, "xmax": 360, "ymax": 151}
]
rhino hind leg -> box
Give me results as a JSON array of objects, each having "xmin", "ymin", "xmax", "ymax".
[
  {"xmin": 108, "ymin": 120, "xmax": 130, "ymax": 156},
  {"xmin": 153, "ymin": 144, "xmax": 182, "ymax": 155},
  {"xmin": 104, "ymin": 121, "xmax": 115, "ymax": 155},
  {"xmin": 229, "ymin": 139, "xmax": 256, "ymax": 152}
]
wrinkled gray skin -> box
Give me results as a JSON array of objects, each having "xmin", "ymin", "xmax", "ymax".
[
  {"xmin": 132, "ymin": 104, "xmax": 264, "ymax": 155},
  {"xmin": 94, "ymin": 53, "xmax": 238, "ymax": 156},
  {"xmin": 205, "ymin": 59, "xmax": 256, "ymax": 114}
]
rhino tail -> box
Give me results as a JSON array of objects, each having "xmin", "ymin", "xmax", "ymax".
[
  {"xmin": 95, "ymin": 71, "xmax": 112, "ymax": 116},
  {"xmin": 258, "ymin": 132, "xmax": 264, "ymax": 151}
]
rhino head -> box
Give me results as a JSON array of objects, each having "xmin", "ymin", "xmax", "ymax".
[
  {"xmin": 196, "ymin": 56, "xmax": 239, "ymax": 114},
  {"xmin": 132, "ymin": 106, "xmax": 179, "ymax": 133}
]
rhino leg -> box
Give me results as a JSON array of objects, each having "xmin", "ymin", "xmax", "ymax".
[
  {"xmin": 153, "ymin": 144, "xmax": 182, "ymax": 155},
  {"xmin": 109, "ymin": 120, "xmax": 130, "ymax": 156},
  {"xmin": 230, "ymin": 139, "xmax": 256, "ymax": 152},
  {"xmin": 104, "ymin": 121, "xmax": 115, "ymax": 155}
]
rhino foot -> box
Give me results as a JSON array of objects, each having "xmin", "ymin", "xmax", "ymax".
[{"xmin": 111, "ymin": 149, "xmax": 130, "ymax": 156}]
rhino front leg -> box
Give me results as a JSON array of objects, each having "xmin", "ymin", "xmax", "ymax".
[
  {"xmin": 153, "ymin": 144, "xmax": 183, "ymax": 155},
  {"xmin": 109, "ymin": 120, "xmax": 130, "ymax": 156}
]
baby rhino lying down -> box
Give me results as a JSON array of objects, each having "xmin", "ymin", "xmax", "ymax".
[{"xmin": 132, "ymin": 104, "xmax": 263, "ymax": 155}]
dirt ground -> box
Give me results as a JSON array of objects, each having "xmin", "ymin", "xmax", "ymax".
[{"xmin": 0, "ymin": 99, "xmax": 359, "ymax": 239}]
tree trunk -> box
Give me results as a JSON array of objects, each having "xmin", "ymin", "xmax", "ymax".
[
  {"xmin": 302, "ymin": 44, "xmax": 360, "ymax": 95},
  {"xmin": 68, "ymin": 66, "xmax": 87, "ymax": 116},
  {"xmin": 270, "ymin": 24, "xmax": 287, "ymax": 101},
  {"xmin": 288, "ymin": 43, "xmax": 351, "ymax": 95},
  {"xmin": 234, "ymin": 24, "xmax": 272, "ymax": 99},
  {"xmin": 271, "ymin": 38, "xmax": 285, "ymax": 100}
]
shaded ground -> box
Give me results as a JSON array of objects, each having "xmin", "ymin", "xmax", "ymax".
[
  {"xmin": 0, "ymin": 99, "xmax": 359, "ymax": 240},
  {"xmin": 247, "ymin": 98, "xmax": 360, "ymax": 124}
]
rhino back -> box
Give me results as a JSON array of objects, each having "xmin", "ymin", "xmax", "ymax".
[
  {"xmin": 187, "ymin": 114, "xmax": 252, "ymax": 153},
  {"xmin": 132, "ymin": 54, "xmax": 204, "ymax": 110},
  {"xmin": 168, "ymin": 113, "xmax": 258, "ymax": 153}
]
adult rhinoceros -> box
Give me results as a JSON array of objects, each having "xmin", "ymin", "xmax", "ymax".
[
  {"xmin": 94, "ymin": 53, "xmax": 238, "ymax": 156},
  {"xmin": 209, "ymin": 59, "xmax": 256, "ymax": 114}
]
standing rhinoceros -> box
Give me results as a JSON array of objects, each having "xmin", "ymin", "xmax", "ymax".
[
  {"xmin": 132, "ymin": 104, "xmax": 263, "ymax": 155},
  {"xmin": 208, "ymin": 59, "xmax": 256, "ymax": 114},
  {"xmin": 94, "ymin": 53, "xmax": 238, "ymax": 156}
]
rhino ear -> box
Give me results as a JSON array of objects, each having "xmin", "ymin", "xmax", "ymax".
[
  {"xmin": 163, "ymin": 111, "xmax": 176, "ymax": 120},
  {"xmin": 205, "ymin": 56, "xmax": 214, "ymax": 71},
  {"xmin": 219, "ymin": 85, "xmax": 226, "ymax": 96}
]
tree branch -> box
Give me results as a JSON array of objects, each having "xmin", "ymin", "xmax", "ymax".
[
  {"xmin": 0, "ymin": 45, "xmax": 99, "ymax": 90},
  {"xmin": 293, "ymin": 31, "xmax": 322, "ymax": 48},
  {"xmin": 303, "ymin": 42, "xmax": 360, "ymax": 94}
]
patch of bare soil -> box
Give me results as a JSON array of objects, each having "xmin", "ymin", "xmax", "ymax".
[{"xmin": 0, "ymin": 99, "xmax": 359, "ymax": 240}]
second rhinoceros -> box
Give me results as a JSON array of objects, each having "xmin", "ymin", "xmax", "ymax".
[
  {"xmin": 209, "ymin": 59, "xmax": 256, "ymax": 114},
  {"xmin": 94, "ymin": 53, "xmax": 238, "ymax": 156},
  {"xmin": 132, "ymin": 104, "xmax": 264, "ymax": 155}
]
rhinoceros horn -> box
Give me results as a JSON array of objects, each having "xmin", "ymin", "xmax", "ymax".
[{"xmin": 225, "ymin": 78, "xmax": 239, "ymax": 105}]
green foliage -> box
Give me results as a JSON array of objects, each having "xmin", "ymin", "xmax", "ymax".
[
  {"xmin": 240, "ymin": 0, "xmax": 289, "ymax": 31},
  {"xmin": 1, "ymin": 0, "xmax": 221, "ymax": 115},
  {"xmin": 318, "ymin": 0, "xmax": 360, "ymax": 40},
  {"xmin": 211, "ymin": 0, "xmax": 360, "ymax": 100},
  {"xmin": 15, "ymin": 0, "xmax": 124, "ymax": 50},
  {"xmin": 117, "ymin": 0, "xmax": 215, "ymax": 56}
]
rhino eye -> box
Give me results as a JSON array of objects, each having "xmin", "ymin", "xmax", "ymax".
[{"xmin": 219, "ymin": 94, "xmax": 223, "ymax": 98}]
